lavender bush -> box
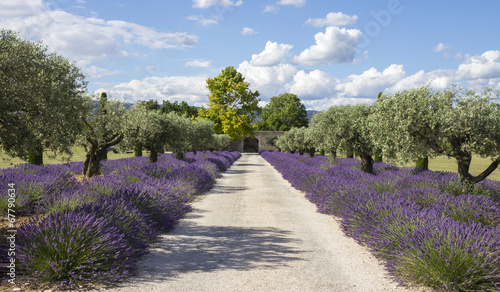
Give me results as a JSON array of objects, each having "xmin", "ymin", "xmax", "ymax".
[
  {"xmin": 17, "ymin": 212, "xmax": 135, "ymax": 289},
  {"xmin": 2, "ymin": 151, "xmax": 240, "ymax": 288},
  {"xmin": 261, "ymin": 150, "xmax": 500, "ymax": 291}
]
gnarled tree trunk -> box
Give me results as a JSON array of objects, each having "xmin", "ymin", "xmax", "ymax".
[{"xmin": 359, "ymin": 153, "xmax": 374, "ymax": 174}]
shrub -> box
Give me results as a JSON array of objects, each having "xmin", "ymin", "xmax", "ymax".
[
  {"xmin": 73, "ymin": 196, "xmax": 156, "ymax": 257},
  {"xmin": 18, "ymin": 211, "xmax": 135, "ymax": 289},
  {"xmin": 390, "ymin": 219, "xmax": 500, "ymax": 291}
]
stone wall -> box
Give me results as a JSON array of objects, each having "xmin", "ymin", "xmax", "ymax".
[{"xmin": 254, "ymin": 131, "xmax": 284, "ymax": 151}]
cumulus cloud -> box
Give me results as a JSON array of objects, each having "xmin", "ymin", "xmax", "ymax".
[
  {"xmin": 292, "ymin": 26, "xmax": 362, "ymax": 65},
  {"xmin": 98, "ymin": 76, "xmax": 210, "ymax": 105},
  {"xmin": 336, "ymin": 64, "xmax": 406, "ymax": 98},
  {"xmin": 192, "ymin": 0, "xmax": 243, "ymax": 9},
  {"xmin": 241, "ymin": 27, "xmax": 258, "ymax": 35},
  {"xmin": 305, "ymin": 12, "xmax": 358, "ymax": 27},
  {"xmin": 185, "ymin": 59, "xmax": 212, "ymax": 67},
  {"xmin": 285, "ymin": 70, "xmax": 337, "ymax": 99},
  {"xmin": 237, "ymin": 61, "xmax": 299, "ymax": 98},
  {"xmin": 456, "ymin": 50, "xmax": 500, "ymax": 80},
  {"xmin": 186, "ymin": 14, "xmax": 219, "ymax": 26},
  {"xmin": 277, "ymin": 0, "xmax": 306, "ymax": 7},
  {"xmin": 0, "ymin": 0, "xmax": 198, "ymax": 63},
  {"xmin": 250, "ymin": 41, "xmax": 293, "ymax": 66}
]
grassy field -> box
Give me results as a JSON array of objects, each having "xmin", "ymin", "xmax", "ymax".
[
  {"xmin": 2, "ymin": 148, "xmax": 500, "ymax": 181},
  {"xmin": 410, "ymin": 155, "xmax": 500, "ymax": 181},
  {"xmin": 0, "ymin": 146, "xmax": 137, "ymax": 169}
]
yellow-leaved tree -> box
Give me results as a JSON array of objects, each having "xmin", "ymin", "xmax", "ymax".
[{"xmin": 198, "ymin": 66, "xmax": 261, "ymax": 140}]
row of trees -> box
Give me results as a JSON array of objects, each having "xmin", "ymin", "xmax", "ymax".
[
  {"xmin": 1, "ymin": 30, "xmax": 235, "ymax": 178},
  {"xmin": 1, "ymin": 30, "xmax": 309, "ymax": 170},
  {"xmin": 277, "ymin": 86, "xmax": 500, "ymax": 193},
  {"xmin": 78, "ymin": 93, "xmax": 232, "ymax": 177}
]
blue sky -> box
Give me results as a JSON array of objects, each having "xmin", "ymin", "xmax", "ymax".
[{"xmin": 2, "ymin": 0, "xmax": 500, "ymax": 110}]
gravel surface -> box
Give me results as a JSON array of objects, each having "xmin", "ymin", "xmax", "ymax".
[{"xmin": 103, "ymin": 153, "xmax": 425, "ymax": 292}]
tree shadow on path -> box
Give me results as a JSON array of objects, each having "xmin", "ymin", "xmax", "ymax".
[{"xmin": 126, "ymin": 223, "xmax": 306, "ymax": 285}]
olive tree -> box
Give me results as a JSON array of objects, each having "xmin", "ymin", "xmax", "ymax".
[
  {"xmin": 275, "ymin": 127, "xmax": 314, "ymax": 156},
  {"xmin": 0, "ymin": 29, "xmax": 90, "ymax": 164},
  {"xmin": 308, "ymin": 108, "xmax": 343, "ymax": 163},
  {"xmin": 80, "ymin": 93, "xmax": 125, "ymax": 177},
  {"xmin": 370, "ymin": 85, "xmax": 500, "ymax": 192},
  {"xmin": 122, "ymin": 104, "xmax": 172, "ymax": 162},
  {"xmin": 211, "ymin": 134, "xmax": 231, "ymax": 151},
  {"xmin": 190, "ymin": 119, "xmax": 215, "ymax": 154}
]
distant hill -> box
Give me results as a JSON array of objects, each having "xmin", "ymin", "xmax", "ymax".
[{"xmin": 307, "ymin": 110, "xmax": 319, "ymax": 121}]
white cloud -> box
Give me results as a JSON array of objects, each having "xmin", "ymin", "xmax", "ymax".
[
  {"xmin": 263, "ymin": 5, "xmax": 279, "ymax": 13},
  {"xmin": 0, "ymin": 0, "xmax": 45, "ymax": 18},
  {"xmin": 192, "ymin": 0, "xmax": 243, "ymax": 9},
  {"xmin": 387, "ymin": 69, "xmax": 455, "ymax": 93},
  {"xmin": 433, "ymin": 43, "xmax": 452, "ymax": 58},
  {"xmin": 83, "ymin": 65, "xmax": 121, "ymax": 79},
  {"xmin": 303, "ymin": 97, "xmax": 374, "ymax": 111},
  {"xmin": 434, "ymin": 43, "xmax": 451, "ymax": 52},
  {"xmin": 186, "ymin": 14, "xmax": 219, "ymax": 26},
  {"xmin": 292, "ymin": 26, "xmax": 362, "ymax": 65},
  {"xmin": 305, "ymin": 12, "xmax": 358, "ymax": 27},
  {"xmin": 285, "ymin": 70, "xmax": 337, "ymax": 99},
  {"xmin": 250, "ymin": 41, "xmax": 293, "ymax": 66},
  {"xmin": 0, "ymin": 1, "xmax": 198, "ymax": 64},
  {"xmin": 185, "ymin": 59, "xmax": 212, "ymax": 67},
  {"xmin": 455, "ymin": 50, "xmax": 500, "ymax": 81},
  {"xmin": 336, "ymin": 64, "xmax": 406, "ymax": 98},
  {"xmin": 241, "ymin": 27, "xmax": 258, "ymax": 35},
  {"xmin": 237, "ymin": 61, "xmax": 299, "ymax": 98},
  {"xmin": 99, "ymin": 76, "xmax": 210, "ymax": 106},
  {"xmin": 277, "ymin": 0, "xmax": 306, "ymax": 7}
]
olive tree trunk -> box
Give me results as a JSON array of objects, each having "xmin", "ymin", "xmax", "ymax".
[{"xmin": 359, "ymin": 153, "xmax": 374, "ymax": 174}]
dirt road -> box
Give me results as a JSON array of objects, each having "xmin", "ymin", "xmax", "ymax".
[{"xmin": 107, "ymin": 153, "xmax": 421, "ymax": 292}]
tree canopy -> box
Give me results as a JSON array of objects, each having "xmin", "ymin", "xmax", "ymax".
[
  {"xmin": 122, "ymin": 104, "xmax": 171, "ymax": 162},
  {"xmin": 79, "ymin": 92, "xmax": 125, "ymax": 177},
  {"xmin": 0, "ymin": 29, "xmax": 90, "ymax": 164},
  {"xmin": 370, "ymin": 85, "xmax": 500, "ymax": 191},
  {"xmin": 160, "ymin": 100, "xmax": 198, "ymax": 118},
  {"xmin": 198, "ymin": 66, "xmax": 261, "ymax": 140},
  {"xmin": 257, "ymin": 93, "xmax": 308, "ymax": 131}
]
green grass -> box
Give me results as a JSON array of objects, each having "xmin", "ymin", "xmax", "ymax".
[
  {"xmin": 333, "ymin": 152, "xmax": 500, "ymax": 181},
  {"xmin": 0, "ymin": 146, "xmax": 137, "ymax": 169},
  {"xmin": 400, "ymin": 155, "xmax": 500, "ymax": 182}
]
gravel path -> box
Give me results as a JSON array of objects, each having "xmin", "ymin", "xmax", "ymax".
[{"xmin": 105, "ymin": 153, "xmax": 424, "ymax": 292}]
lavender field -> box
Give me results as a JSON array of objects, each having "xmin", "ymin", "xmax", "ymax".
[
  {"xmin": 0, "ymin": 151, "xmax": 240, "ymax": 289},
  {"xmin": 261, "ymin": 150, "xmax": 500, "ymax": 291}
]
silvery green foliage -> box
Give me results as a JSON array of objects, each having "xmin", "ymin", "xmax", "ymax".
[
  {"xmin": 370, "ymin": 86, "xmax": 500, "ymax": 187},
  {"xmin": 0, "ymin": 29, "xmax": 90, "ymax": 162},
  {"xmin": 308, "ymin": 110, "xmax": 340, "ymax": 160},
  {"xmin": 275, "ymin": 127, "xmax": 314, "ymax": 154},
  {"xmin": 122, "ymin": 104, "xmax": 172, "ymax": 162},
  {"xmin": 190, "ymin": 119, "xmax": 215, "ymax": 152},
  {"xmin": 211, "ymin": 134, "xmax": 231, "ymax": 151}
]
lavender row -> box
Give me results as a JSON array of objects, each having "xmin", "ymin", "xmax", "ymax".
[
  {"xmin": 260, "ymin": 150, "xmax": 500, "ymax": 291},
  {"xmin": 1, "ymin": 151, "xmax": 240, "ymax": 289}
]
